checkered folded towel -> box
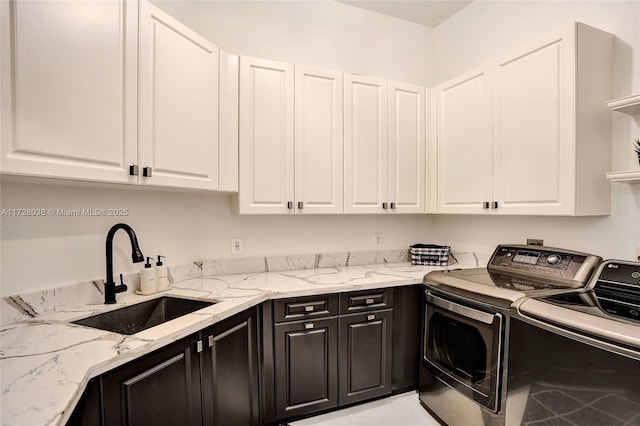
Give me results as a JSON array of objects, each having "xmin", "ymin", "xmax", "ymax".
[{"xmin": 409, "ymin": 244, "xmax": 451, "ymax": 266}]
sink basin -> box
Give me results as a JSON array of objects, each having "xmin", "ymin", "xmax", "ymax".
[{"xmin": 72, "ymin": 296, "xmax": 216, "ymax": 335}]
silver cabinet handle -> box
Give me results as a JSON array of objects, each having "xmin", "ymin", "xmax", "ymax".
[
  {"xmin": 382, "ymin": 202, "xmax": 388, "ymax": 210},
  {"xmin": 194, "ymin": 340, "xmax": 203, "ymax": 353},
  {"xmin": 143, "ymin": 166, "xmax": 153, "ymax": 177},
  {"xmin": 287, "ymin": 201, "xmax": 293, "ymax": 209},
  {"xmin": 483, "ymin": 202, "xmax": 490, "ymax": 209},
  {"xmin": 365, "ymin": 298, "xmax": 375, "ymax": 305},
  {"xmin": 298, "ymin": 201, "xmax": 303, "ymax": 210},
  {"xmin": 304, "ymin": 322, "xmax": 314, "ymax": 330},
  {"xmin": 390, "ymin": 202, "xmax": 396, "ymax": 210},
  {"xmin": 304, "ymin": 305, "xmax": 314, "ymax": 312},
  {"xmin": 492, "ymin": 201, "xmax": 499, "ymax": 209},
  {"xmin": 207, "ymin": 335, "xmax": 214, "ymax": 348},
  {"xmin": 367, "ymin": 314, "xmax": 375, "ymax": 321},
  {"xmin": 129, "ymin": 165, "xmax": 139, "ymax": 176}
]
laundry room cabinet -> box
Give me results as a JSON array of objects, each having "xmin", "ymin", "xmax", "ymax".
[
  {"xmin": 265, "ymin": 289, "xmax": 395, "ymax": 422},
  {"xmin": 66, "ymin": 309, "xmax": 259, "ymax": 426},
  {"xmin": 238, "ymin": 58, "xmax": 343, "ymax": 214},
  {"xmin": 238, "ymin": 58, "xmax": 426, "ymax": 215},
  {"xmin": 344, "ymin": 76, "xmax": 426, "ymax": 214},
  {"xmin": 436, "ymin": 22, "xmax": 613, "ymax": 216},
  {"xmin": 271, "ymin": 294, "xmax": 339, "ymax": 419},
  {"xmin": 338, "ymin": 309, "xmax": 393, "ymax": 405},
  {"xmin": 436, "ymin": 65, "xmax": 493, "ymax": 214},
  {"xmin": 1, "ymin": 0, "xmax": 235, "ymax": 192},
  {"xmin": 0, "ymin": 0, "xmax": 138, "ymax": 183},
  {"xmin": 137, "ymin": 1, "xmax": 220, "ymax": 190}
]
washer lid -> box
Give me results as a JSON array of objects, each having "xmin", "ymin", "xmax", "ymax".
[{"xmin": 424, "ymin": 268, "xmax": 571, "ymax": 309}]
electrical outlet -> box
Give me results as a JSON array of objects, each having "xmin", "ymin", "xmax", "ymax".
[
  {"xmin": 373, "ymin": 233, "xmax": 383, "ymax": 248},
  {"xmin": 231, "ymin": 238, "xmax": 243, "ymax": 255}
]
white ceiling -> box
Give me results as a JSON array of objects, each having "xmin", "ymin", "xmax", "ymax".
[{"xmin": 338, "ymin": 0, "xmax": 473, "ymax": 28}]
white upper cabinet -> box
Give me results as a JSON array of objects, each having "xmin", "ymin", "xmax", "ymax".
[
  {"xmin": 238, "ymin": 59, "xmax": 344, "ymax": 214},
  {"xmin": 344, "ymin": 75, "xmax": 389, "ymax": 214},
  {"xmin": 436, "ymin": 23, "xmax": 613, "ymax": 216},
  {"xmin": 238, "ymin": 57, "xmax": 295, "ymax": 214},
  {"xmin": 388, "ymin": 81, "xmax": 426, "ymax": 214},
  {"xmin": 138, "ymin": 1, "xmax": 219, "ymax": 190},
  {"xmin": 436, "ymin": 66, "xmax": 493, "ymax": 214},
  {"xmin": 294, "ymin": 66, "xmax": 344, "ymax": 214},
  {"xmin": 344, "ymin": 75, "xmax": 426, "ymax": 214},
  {"xmin": 1, "ymin": 0, "xmax": 137, "ymax": 183},
  {"xmin": 1, "ymin": 0, "xmax": 233, "ymax": 192}
]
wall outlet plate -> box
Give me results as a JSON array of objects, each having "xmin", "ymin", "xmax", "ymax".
[
  {"xmin": 231, "ymin": 238, "xmax": 243, "ymax": 255},
  {"xmin": 373, "ymin": 233, "xmax": 383, "ymax": 248}
]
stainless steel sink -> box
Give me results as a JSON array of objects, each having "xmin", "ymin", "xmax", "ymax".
[{"xmin": 72, "ymin": 296, "xmax": 216, "ymax": 335}]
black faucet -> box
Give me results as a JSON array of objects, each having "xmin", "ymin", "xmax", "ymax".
[{"xmin": 105, "ymin": 223, "xmax": 145, "ymax": 304}]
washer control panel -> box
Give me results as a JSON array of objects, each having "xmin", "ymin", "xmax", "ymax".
[{"xmin": 488, "ymin": 245, "xmax": 601, "ymax": 286}]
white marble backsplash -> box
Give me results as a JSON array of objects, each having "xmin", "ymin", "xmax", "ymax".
[{"xmin": 2, "ymin": 248, "xmax": 487, "ymax": 325}]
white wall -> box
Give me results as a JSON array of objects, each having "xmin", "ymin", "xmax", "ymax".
[
  {"xmin": 156, "ymin": 0, "xmax": 433, "ymax": 86},
  {"xmin": 0, "ymin": 180, "xmax": 431, "ymax": 296},
  {"xmin": 0, "ymin": 1, "xmax": 436, "ymax": 297},
  {"xmin": 431, "ymin": 0, "xmax": 640, "ymax": 259}
]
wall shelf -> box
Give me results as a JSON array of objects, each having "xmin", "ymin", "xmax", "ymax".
[
  {"xmin": 606, "ymin": 170, "xmax": 640, "ymax": 184},
  {"xmin": 607, "ymin": 94, "xmax": 640, "ymax": 115}
]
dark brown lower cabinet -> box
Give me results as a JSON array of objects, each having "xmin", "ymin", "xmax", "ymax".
[
  {"xmin": 274, "ymin": 316, "xmax": 338, "ymax": 419},
  {"xmin": 66, "ymin": 308, "xmax": 259, "ymax": 426},
  {"xmin": 101, "ymin": 336, "xmax": 202, "ymax": 426},
  {"xmin": 391, "ymin": 284, "xmax": 422, "ymax": 392},
  {"xmin": 65, "ymin": 377, "xmax": 101, "ymax": 426},
  {"xmin": 338, "ymin": 309, "xmax": 393, "ymax": 406},
  {"xmin": 201, "ymin": 308, "xmax": 259, "ymax": 426}
]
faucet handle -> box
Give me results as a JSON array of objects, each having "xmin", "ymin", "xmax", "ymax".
[{"xmin": 116, "ymin": 273, "xmax": 128, "ymax": 294}]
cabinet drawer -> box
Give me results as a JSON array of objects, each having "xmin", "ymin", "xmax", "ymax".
[
  {"xmin": 339, "ymin": 288, "xmax": 394, "ymax": 314},
  {"xmin": 274, "ymin": 294, "xmax": 338, "ymax": 322}
]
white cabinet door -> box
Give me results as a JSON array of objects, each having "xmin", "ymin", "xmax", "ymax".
[
  {"xmin": 1, "ymin": 0, "xmax": 137, "ymax": 182},
  {"xmin": 294, "ymin": 66, "xmax": 344, "ymax": 214},
  {"xmin": 239, "ymin": 57, "xmax": 294, "ymax": 214},
  {"xmin": 344, "ymin": 74, "xmax": 388, "ymax": 214},
  {"xmin": 138, "ymin": 1, "xmax": 219, "ymax": 190},
  {"xmin": 436, "ymin": 23, "xmax": 611, "ymax": 216},
  {"xmin": 492, "ymin": 30, "xmax": 575, "ymax": 215},
  {"xmin": 388, "ymin": 81, "xmax": 426, "ymax": 214},
  {"xmin": 492, "ymin": 23, "xmax": 612, "ymax": 216},
  {"xmin": 436, "ymin": 65, "xmax": 493, "ymax": 214}
]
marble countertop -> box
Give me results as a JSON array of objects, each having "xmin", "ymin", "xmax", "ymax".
[{"xmin": 1, "ymin": 258, "xmax": 481, "ymax": 426}]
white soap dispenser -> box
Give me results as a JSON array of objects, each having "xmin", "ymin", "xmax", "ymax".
[
  {"xmin": 156, "ymin": 255, "xmax": 169, "ymax": 291},
  {"xmin": 140, "ymin": 257, "xmax": 157, "ymax": 294}
]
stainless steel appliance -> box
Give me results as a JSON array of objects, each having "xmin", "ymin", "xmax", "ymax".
[
  {"xmin": 419, "ymin": 244, "xmax": 601, "ymax": 426},
  {"xmin": 508, "ymin": 259, "xmax": 640, "ymax": 425}
]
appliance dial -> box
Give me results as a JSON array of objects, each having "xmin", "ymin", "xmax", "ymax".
[{"xmin": 546, "ymin": 254, "xmax": 561, "ymax": 265}]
